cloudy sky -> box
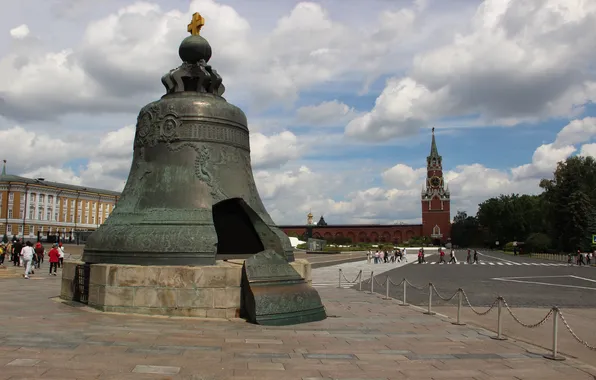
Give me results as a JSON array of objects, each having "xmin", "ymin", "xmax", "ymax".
[{"xmin": 1, "ymin": 0, "xmax": 595, "ymax": 225}]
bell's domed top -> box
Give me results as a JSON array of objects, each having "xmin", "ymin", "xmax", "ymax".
[
  {"xmin": 179, "ymin": 12, "xmax": 212, "ymax": 63},
  {"xmin": 161, "ymin": 12, "xmax": 225, "ymax": 96}
]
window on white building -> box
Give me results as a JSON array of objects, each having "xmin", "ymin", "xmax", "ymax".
[
  {"xmin": 31, "ymin": 225, "xmax": 35, "ymax": 235},
  {"xmin": 48, "ymin": 195, "xmax": 53, "ymax": 204},
  {"xmin": 8, "ymin": 209, "xmax": 13, "ymax": 219},
  {"xmin": 71, "ymin": 200, "xmax": 75, "ymax": 209},
  {"xmin": 54, "ymin": 211, "xmax": 58, "ymax": 221},
  {"xmin": 30, "ymin": 193, "xmax": 35, "ymax": 202},
  {"xmin": 8, "ymin": 193, "xmax": 14, "ymax": 201},
  {"xmin": 38, "ymin": 210, "xmax": 43, "ymax": 220},
  {"xmin": 99, "ymin": 216, "xmax": 103, "ymax": 224},
  {"xmin": 92, "ymin": 215, "xmax": 96, "ymax": 224},
  {"xmin": 77, "ymin": 212, "xmax": 82, "ymax": 224},
  {"xmin": 78, "ymin": 200, "xmax": 82, "ymax": 208},
  {"xmin": 19, "ymin": 208, "xmax": 24, "ymax": 219},
  {"xmin": 7, "ymin": 225, "xmax": 12, "ymax": 234},
  {"xmin": 29, "ymin": 208, "xmax": 34, "ymax": 220},
  {"xmin": 39, "ymin": 194, "xmax": 45, "ymax": 203},
  {"xmin": 18, "ymin": 225, "xmax": 23, "ymax": 235},
  {"xmin": 70, "ymin": 212, "xmax": 74, "ymax": 222}
]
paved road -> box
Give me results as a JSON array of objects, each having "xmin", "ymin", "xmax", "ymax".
[
  {"xmin": 359, "ymin": 250, "xmax": 596, "ymax": 308},
  {"xmin": 311, "ymin": 253, "xmax": 423, "ymax": 288}
]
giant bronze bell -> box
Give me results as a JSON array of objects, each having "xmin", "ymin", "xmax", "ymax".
[{"xmin": 83, "ymin": 13, "xmax": 294, "ymax": 266}]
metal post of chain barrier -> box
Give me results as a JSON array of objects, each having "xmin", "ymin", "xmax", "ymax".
[
  {"xmin": 358, "ymin": 270, "xmax": 363, "ymax": 292},
  {"xmin": 424, "ymin": 282, "xmax": 435, "ymax": 315},
  {"xmin": 491, "ymin": 297, "xmax": 507, "ymax": 341},
  {"xmin": 543, "ymin": 307, "xmax": 566, "ymax": 361},
  {"xmin": 452, "ymin": 288, "xmax": 465, "ymax": 326},
  {"xmin": 383, "ymin": 276, "xmax": 390, "ymax": 300},
  {"xmin": 370, "ymin": 271, "xmax": 374, "ymax": 294},
  {"xmin": 400, "ymin": 279, "xmax": 409, "ymax": 306},
  {"xmin": 338, "ymin": 268, "xmax": 342, "ymax": 288}
]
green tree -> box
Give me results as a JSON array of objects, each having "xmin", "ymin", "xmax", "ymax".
[
  {"xmin": 451, "ymin": 211, "xmax": 482, "ymax": 247},
  {"xmin": 540, "ymin": 156, "xmax": 596, "ymax": 251},
  {"xmin": 477, "ymin": 194, "xmax": 545, "ymax": 244}
]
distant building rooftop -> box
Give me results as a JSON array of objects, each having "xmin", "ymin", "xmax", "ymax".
[{"xmin": 0, "ymin": 173, "xmax": 121, "ymax": 197}]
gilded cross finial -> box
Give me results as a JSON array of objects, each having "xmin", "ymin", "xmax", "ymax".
[
  {"xmin": 432, "ymin": 127, "xmax": 435, "ymax": 133},
  {"xmin": 187, "ymin": 12, "xmax": 205, "ymax": 35}
]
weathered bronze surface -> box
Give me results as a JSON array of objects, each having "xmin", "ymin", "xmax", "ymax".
[
  {"xmin": 83, "ymin": 13, "xmax": 293, "ymax": 266},
  {"xmin": 241, "ymin": 250, "xmax": 327, "ymax": 325}
]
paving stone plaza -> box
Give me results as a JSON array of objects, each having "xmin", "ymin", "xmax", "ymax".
[{"xmin": 1, "ymin": 254, "xmax": 596, "ymax": 380}]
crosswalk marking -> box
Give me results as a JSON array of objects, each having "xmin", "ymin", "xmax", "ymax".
[{"xmin": 411, "ymin": 261, "xmax": 570, "ymax": 266}]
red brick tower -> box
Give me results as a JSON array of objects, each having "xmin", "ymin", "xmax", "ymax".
[{"xmin": 421, "ymin": 128, "xmax": 451, "ymax": 244}]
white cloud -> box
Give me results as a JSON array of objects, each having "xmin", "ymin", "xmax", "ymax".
[
  {"xmin": 250, "ymin": 131, "xmax": 302, "ymax": 169},
  {"xmin": 347, "ymin": 0, "xmax": 596, "ymax": 141},
  {"xmin": 0, "ymin": 0, "xmax": 423, "ymax": 122},
  {"xmin": 580, "ymin": 143, "xmax": 596, "ymax": 157},
  {"xmin": 9, "ymin": 24, "xmax": 30, "ymax": 39},
  {"xmin": 295, "ymin": 100, "xmax": 358, "ymax": 127}
]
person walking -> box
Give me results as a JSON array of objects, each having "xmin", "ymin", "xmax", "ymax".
[
  {"xmin": 577, "ymin": 250, "xmax": 585, "ymax": 266},
  {"xmin": 21, "ymin": 241, "xmax": 35, "ymax": 279},
  {"xmin": 466, "ymin": 249, "xmax": 471, "ymax": 264},
  {"xmin": 48, "ymin": 243, "xmax": 60, "ymax": 276},
  {"xmin": 473, "ymin": 249, "xmax": 479, "ymax": 264},
  {"xmin": 12, "ymin": 239, "xmax": 22, "ymax": 266},
  {"xmin": 34, "ymin": 242, "xmax": 44, "ymax": 269},
  {"xmin": 438, "ymin": 249, "xmax": 445, "ymax": 264},
  {"xmin": 58, "ymin": 243, "xmax": 65, "ymax": 268},
  {"xmin": 449, "ymin": 249, "xmax": 457, "ymax": 264}
]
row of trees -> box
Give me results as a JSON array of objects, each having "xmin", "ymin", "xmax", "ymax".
[{"xmin": 452, "ymin": 156, "xmax": 596, "ymax": 252}]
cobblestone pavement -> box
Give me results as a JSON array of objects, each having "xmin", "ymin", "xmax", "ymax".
[{"xmin": 1, "ymin": 272, "xmax": 596, "ymax": 379}]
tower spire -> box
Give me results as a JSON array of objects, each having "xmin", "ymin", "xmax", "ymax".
[
  {"xmin": 430, "ymin": 127, "xmax": 439, "ymax": 158},
  {"xmin": 1, "ymin": 160, "xmax": 6, "ymax": 176}
]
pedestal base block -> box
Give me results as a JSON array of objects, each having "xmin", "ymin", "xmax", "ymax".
[{"xmin": 60, "ymin": 258, "xmax": 312, "ymax": 319}]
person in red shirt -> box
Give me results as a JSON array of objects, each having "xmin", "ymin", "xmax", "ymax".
[{"xmin": 48, "ymin": 243, "xmax": 60, "ymax": 276}]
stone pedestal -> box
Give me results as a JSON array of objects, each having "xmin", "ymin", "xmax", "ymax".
[{"xmin": 60, "ymin": 259, "xmax": 311, "ymax": 318}]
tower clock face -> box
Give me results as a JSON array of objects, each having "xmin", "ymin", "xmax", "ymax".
[{"xmin": 430, "ymin": 176, "xmax": 441, "ymax": 187}]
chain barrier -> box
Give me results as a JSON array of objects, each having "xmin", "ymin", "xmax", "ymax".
[
  {"xmin": 405, "ymin": 279, "xmax": 426, "ymax": 291},
  {"xmin": 502, "ymin": 298, "xmax": 553, "ymax": 329},
  {"xmin": 336, "ymin": 267, "xmax": 596, "ymax": 357},
  {"xmin": 558, "ymin": 309, "xmax": 596, "ymax": 351},
  {"xmin": 340, "ymin": 270, "xmax": 362, "ymax": 284},
  {"xmin": 374, "ymin": 276, "xmax": 387, "ymax": 287},
  {"xmin": 461, "ymin": 289, "xmax": 498, "ymax": 316},
  {"xmin": 430, "ymin": 283, "xmax": 458, "ymax": 302}
]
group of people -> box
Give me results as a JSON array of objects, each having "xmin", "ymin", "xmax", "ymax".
[
  {"xmin": 366, "ymin": 247, "xmax": 482, "ymax": 265},
  {"xmin": 367, "ymin": 248, "xmax": 408, "ymax": 264},
  {"xmin": 0, "ymin": 239, "xmax": 66, "ymax": 279},
  {"xmin": 419, "ymin": 248, "xmax": 480, "ymax": 264},
  {"xmin": 570, "ymin": 250, "xmax": 593, "ymax": 266}
]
